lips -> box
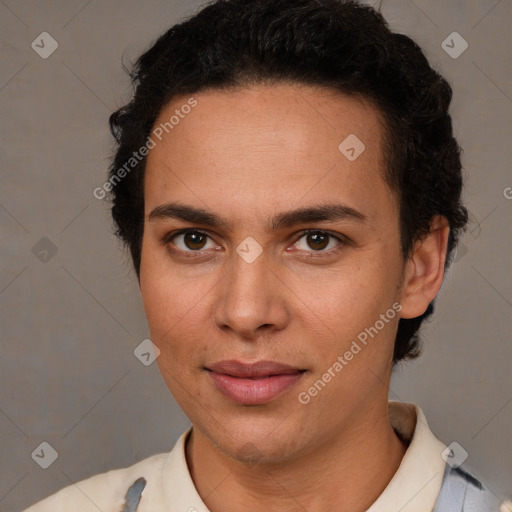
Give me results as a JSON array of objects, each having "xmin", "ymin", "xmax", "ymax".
[{"xmin": 206, "ymin": 360, "xmax": 306, "ymax": 405}]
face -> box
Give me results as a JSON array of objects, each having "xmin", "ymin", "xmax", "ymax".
[{"xmin": 139, "ymin": 84, "xmax": 409, "ymax": 463}]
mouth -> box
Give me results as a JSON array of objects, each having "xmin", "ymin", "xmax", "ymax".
[{"xmin": 205, "ymin": 360, "xmax": 307, "ymax": 405}]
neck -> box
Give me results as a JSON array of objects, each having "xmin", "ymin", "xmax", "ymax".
[{"xmin": 186, "ymin": 403, "xmax": 408, "ymax": 512}]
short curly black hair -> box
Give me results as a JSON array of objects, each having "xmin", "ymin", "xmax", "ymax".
[{"xmin": 107, "ymin": 0, "xmax": 468, "ymax": 364}]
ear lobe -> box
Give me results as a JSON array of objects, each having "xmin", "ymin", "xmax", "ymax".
[{"xmin": 399, "ymin": 216, "xmax": 450, "ymax": 319}]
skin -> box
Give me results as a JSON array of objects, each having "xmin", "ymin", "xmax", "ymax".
[{"xmin": 139, "ymin": 83, "xmax": 450, "ymax": 512}]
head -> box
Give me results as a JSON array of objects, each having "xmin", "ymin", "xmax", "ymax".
[{"xmin": 106, "ymin": 0, "xmax": 467, "ymax": 461}]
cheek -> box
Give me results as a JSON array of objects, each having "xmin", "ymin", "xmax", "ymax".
[
  {"xmin": 140, "ymin": 245, "xmax": 186, "ymax": 343},
  {"xmin": 297, "ymin": 258, "xmax": 397, "ymax": 326},
  {"xmin": 301, "ymin": 259, "xmax": 402, "ymax": 371},
  {"xmin": 139, "ymin": 244, "xmax": 215, "ymax": 362}
]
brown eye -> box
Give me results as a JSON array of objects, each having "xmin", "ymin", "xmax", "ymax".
[
  {"xmin": 167, "ymin": 230, "xmax": 216, "ymax": 253},
  {"xmin": 306, "ymin": 232, "xmax": 329, "ymax": 251},
  {"xmin": 183, "ymin": 231, "xmax": 207, "ymax": 250},
  {"xmin": 293, "ymin": 230, "xmax": 345, "ymax": 255}
]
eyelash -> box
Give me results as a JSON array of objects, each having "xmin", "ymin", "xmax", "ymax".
[{"xmin": 163, "ymin": 229, "xmax": 347, "ymax": 259}]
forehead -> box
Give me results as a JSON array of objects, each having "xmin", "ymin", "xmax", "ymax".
[{"xmin": 144, "ymin": 84, "xmax": 396, "ymax": 227}]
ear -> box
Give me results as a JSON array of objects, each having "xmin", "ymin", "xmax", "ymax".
[{"xmin": 399, "ymin": 215, "xmax": 450, "ymax": 319}]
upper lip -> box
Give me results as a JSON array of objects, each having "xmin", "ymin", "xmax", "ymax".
[{"xmin": 207, "ymin": 360, "xmax": 304, "ymax": 378}]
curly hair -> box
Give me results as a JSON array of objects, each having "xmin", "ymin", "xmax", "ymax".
[{"xmin": 107, "ymin": 0, "xmax": 468, "ymax": 363}]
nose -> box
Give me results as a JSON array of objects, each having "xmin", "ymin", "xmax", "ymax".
[{"xmin": 213, "ymin": 246, "xmax": 291, "ymax": 340}]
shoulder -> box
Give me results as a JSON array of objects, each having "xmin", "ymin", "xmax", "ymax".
[
  {"xmin": 23, "ymin": 451, "xmax": 169, "ymax": 512},
  {"xmin": 433, "ymin": 463, "xmax": 506, "ymax": 512}
]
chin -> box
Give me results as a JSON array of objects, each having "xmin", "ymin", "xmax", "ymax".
[{"xmin": 200, "ymin": 413, "xmax": 313, "ymax": 466}]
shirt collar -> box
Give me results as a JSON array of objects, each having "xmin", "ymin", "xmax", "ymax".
[
  {"xmin": 366, "ymin": 401, "xmax": 447, "ymax": 512},
  {"xmin": 162, "ymin": 401, "xmax": 446, "ymax": 512}
]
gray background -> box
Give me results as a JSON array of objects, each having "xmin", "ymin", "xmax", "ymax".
[{"xmin": 0, "ymin": 0, "xmax": 511, "ymax": 510}]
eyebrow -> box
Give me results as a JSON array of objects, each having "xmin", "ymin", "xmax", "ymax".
[{"xmin": 148, "ymin": 202, "xmax": 367, "ymax": 231}]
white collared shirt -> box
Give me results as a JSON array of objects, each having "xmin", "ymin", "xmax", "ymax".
[{"xmin": 24, "ymin": 401, "xmax": 449, "ymax": 512}]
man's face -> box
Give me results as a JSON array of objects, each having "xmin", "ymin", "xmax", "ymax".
[{"xmin": 140, "ymin": 84, "xmax": 407, "ymax": 462}]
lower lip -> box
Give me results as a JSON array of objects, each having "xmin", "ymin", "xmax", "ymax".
[{"xmin": 207, "ymin": 371, "xmax": 304, "ymax": 405}]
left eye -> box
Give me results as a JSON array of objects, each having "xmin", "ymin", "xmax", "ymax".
[{"xmin": 293, "ymin": 231, "xmax": 344, "ymax": 252}]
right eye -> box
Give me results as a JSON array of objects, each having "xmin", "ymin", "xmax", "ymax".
[{"xmin": 164, "ymin": 229, "xmax": 220, "ymax": 255}]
